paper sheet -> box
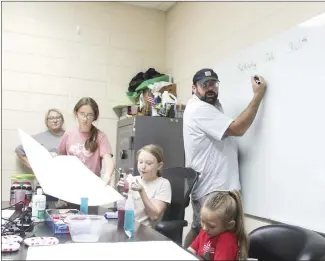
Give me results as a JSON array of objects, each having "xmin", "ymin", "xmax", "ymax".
[
  {"xmin": 26, "ymin": 241, "xmax": 198, "ymax": 260},
  {"xmin": 18, "ymin": 129, "xmax": 123, "ymax": 206},
  {"xmin": 1, "ymin": 210, "xmax": 15, "ymax": 225}
]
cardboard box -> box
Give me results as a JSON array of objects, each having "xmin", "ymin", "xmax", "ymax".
[{"xmin": 159, "ymin": 83, "xmax": 177, "ymax": 97}]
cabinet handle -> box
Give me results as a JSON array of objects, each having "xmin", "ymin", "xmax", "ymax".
[
  {"xmin": 120, "ymin": 150, "xmax": 127, "ymax": 159},
  {"xmin": 129, "ymin": 136, "xmax": 134, "ymax": 150}
]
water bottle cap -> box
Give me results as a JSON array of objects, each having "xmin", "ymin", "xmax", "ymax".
[{"xmin": 37, "ymin": 188, "xmax": 43, "ymax": 195}]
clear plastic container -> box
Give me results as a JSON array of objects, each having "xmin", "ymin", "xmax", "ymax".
[
  {"xmin": 65, "ymin": 215, "xmax": 106, "ymax": 242},
  {"xmin": 116, "ymin": 197, "xmax": 126, "ymax": 228},
  {"xmin": 124, "ymin": 193, "xmax": 135, "ymax": 238}
]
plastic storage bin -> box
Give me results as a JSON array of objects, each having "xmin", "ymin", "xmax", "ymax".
[
  {"xmin": 45, "ymin": 209, "xmax": 81, "ymax": 234},
  {"xmin": 64, "ymin": 215, "xmax": 106, "ymax": 242}
]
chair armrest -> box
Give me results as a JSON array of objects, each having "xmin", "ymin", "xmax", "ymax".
[{"xmin": 155, "ymin": 220, "xmax": 188, "ymax": 232}]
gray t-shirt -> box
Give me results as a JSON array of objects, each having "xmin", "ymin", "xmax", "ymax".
[
  {"xmin": 15, "ymin": 130, "xmax": 64, "ymax": 156},
  {"xmin": 183, "ymin": 96, "xmax": 240, "ymax": 200}
]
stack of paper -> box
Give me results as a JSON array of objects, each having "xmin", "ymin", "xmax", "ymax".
[{"xmin": 1, "ymin": 210, "xmax": 15, "ymax": 225}]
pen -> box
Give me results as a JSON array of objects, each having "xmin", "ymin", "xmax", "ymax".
[{"xmin": 115, "ymin": 167, "xmax": 122, "ymax": 176}]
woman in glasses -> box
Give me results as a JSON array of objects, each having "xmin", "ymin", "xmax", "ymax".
[
  {"xmin": 15, "ymin": 108, "xmax": 65, "ymax": 170},
  {"xmin": 58, "ymin": 97, "xmax": 115, "ymax": 187}
]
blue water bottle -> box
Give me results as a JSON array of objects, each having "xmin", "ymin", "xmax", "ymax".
[
  {"xmin": 80, "ymin": 197, "xmax": 88, "ymax": 214},
  {"xmin": 124, "ymin": 192, "xmax": 135, "ymax": 238}
]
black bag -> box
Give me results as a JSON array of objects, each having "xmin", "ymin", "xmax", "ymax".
[
  {"xmin": 128, "ymin": 72, "xmax": 145, "ymax": 93},
  {"xmin": 143, "ymin": 68, "xmax": 163, "ymax": 80}
]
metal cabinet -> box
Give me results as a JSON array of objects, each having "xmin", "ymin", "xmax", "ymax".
[{"xmin": 115, "ymin": 116, "xmax": 185, "ymax": 178}]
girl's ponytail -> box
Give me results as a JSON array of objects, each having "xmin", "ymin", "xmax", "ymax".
[
  {"xmin": 85, "ymin": 125, "xmax": 98, "ymax": 153},
  {"xmin": 229, "ymin": 190, "xmax": 249, "ymax": 260}
]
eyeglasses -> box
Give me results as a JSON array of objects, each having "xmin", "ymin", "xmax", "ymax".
[
  {"xmin": 199, "ymin": 80, "xmax": 220, "ymax": 90},
  {"xmin": 77, "ymin": 112, "xmax": 94, "ymax": 120},
  {"xmin": 47, "ymin": 116, "xmax": 62, "ymax": 121}
]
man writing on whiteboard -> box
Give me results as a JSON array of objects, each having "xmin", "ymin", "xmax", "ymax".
[{"xmin": 183, "ymin": 68, "xmax": 266, "ymax": 247}]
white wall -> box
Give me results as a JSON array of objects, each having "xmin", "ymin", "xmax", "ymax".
[
  {"xmin": 1, "ymin": 2, "xmax": 166, "ymax": 200},
  {"xmin": 165, "ymin": 2, "xmax": 325, "ymax": 233}
]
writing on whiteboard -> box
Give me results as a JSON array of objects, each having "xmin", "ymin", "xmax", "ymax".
[
  {"xmin": 289, "ymin": 36, "xmax": 308, "ymax": 52},
  {"xmin": 237, "ymin": 36, "xmax": 308, "ymax": 72},
  {"xmin": 238, "ymin": 61, "xmax": 257, "ymax": 72},
  {"xmin": 265, "ymin": 52, "xmax": 275, "ymax": 61}
]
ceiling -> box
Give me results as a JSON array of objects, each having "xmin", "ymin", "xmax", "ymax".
[{"xmin": 124, "ymin": 2, "xmax": 176, "ymax": 12}]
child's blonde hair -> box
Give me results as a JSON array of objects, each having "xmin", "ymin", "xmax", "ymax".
[
  {"xmin": 136, "ymin": 144, "xmax": 164, "ymax": 177},
  {"xmin": 203, "ymin": 190, "xmax": 248, "ymax": 260}
]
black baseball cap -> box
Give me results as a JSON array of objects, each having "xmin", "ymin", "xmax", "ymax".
[{"xmin": 193, "ymin": 68, "xmax": 219, "ymax": 85}]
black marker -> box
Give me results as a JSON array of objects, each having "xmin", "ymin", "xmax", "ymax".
[{"xmin": 254, "ymin": 75, "xmax": 261, "ymax": 85}]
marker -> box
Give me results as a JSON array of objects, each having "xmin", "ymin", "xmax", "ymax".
[{"xmin": 254, "ymin": 76, "xmax": 261, "ymax": 85}]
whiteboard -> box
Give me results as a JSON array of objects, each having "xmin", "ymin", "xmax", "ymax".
[{"xmin": 214, "ymin": 13, "xmax": 325, "ymax": 233}]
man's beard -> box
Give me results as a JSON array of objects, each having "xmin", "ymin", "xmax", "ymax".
[{"xmin": 196, "ymin": 90, "xmax": 218, "ymax": 105}]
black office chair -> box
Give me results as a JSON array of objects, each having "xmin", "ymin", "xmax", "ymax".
[
  {"xmin": 155, "ymin": 167, "xmax": 199, "ymax": 245},
  {"xmin": 249, "ymin": 224, "xmax": 325, "ymax": 261}
]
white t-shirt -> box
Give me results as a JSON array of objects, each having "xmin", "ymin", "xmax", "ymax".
[
  {"xmin": 183, "ymin": 95, "xmax": 241, "ymax": 200},
  {"xmin": 130, "ymin": 176, "xmax": 172, "ymax": 227}
]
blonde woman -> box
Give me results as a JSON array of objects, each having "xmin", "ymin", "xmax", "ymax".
[
  {"xmin": 15, "ymin": 108, "xmax": 65, "ymax": 170},
  {"xmin": 117, "ymin": 144, "xmax": 172, "ymax": 228}
]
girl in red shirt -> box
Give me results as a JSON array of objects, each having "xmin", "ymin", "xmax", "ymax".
[{"xmin": 188, "ymin": 190, "xmax": 248, "ymax": 260}]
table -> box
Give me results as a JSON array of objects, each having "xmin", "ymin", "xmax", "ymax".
[{"xmin": 1, "ymin": 202, "xmax": 171, "ymax": 260}]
